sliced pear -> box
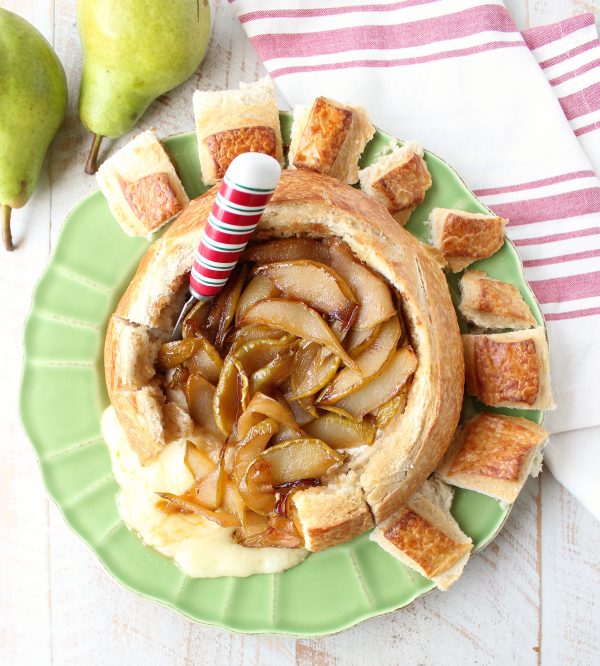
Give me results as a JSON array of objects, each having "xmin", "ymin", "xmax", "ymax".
[
  {"xmin": 303, "ymin": 413, "xmax": 376, "ymax": 449},
  {"xmin": 182, "ymin": 299, "xmax": 211, "ymax": 339},
  {"xmin": 237, "ymin": 508, "xmax": 270, "ymax": 539},
  {"xmin": 233, "ymin": 418, "xmax": 279, "ymax": 478},
  {"xmin": 326, "ymin": 238, "xmax": 395, "ymax": 330},
  {"xmin": 271, "ymin": 424, "xmax": 306, "ymax": 445},
  {"xmin": 213, "ymin": 356, "xmax": 249, "ymax": 436},
  {"xmin": 290, "ymin": 341, "xmax": 341, "ymax": 399},
  {"xmin": 168, "ymin": 366, "xmax": 190, "ymax": 391},
  {"xmin": 255, "ymin": 260, "xmax": 358, "ymax": 331},
  {"xmin": 186, "ymin": 334, "xmax": 223, "ymax": 384},
  {"xmin": 239, "ymin": 458, "xmax": 277, "ymax": 516},
  {"xmin": 274, "ymin": 478, "xmax": 321, "ymax": 517},
  {"xmin": 249, "ymin": 352, "xmax": 294, "ymax": 395},
  {"xmin": 319, "ymin": 404, "xmax": 362, "ymax": 422},
  {"xmin": 156, "ymin": 493, "xmax": 239, "ymax": 527},
  {"xmin": 236, "ymin": 515, "xmax": 303, "ymax": 548},
  {"xmin": 243, "ymin": 238, "xmax": 329, "ymax": 265},
  {"xmin": 184, "ymin": 441, "xmax": 216, "ymax": 479},
  {"xmin": 235, "ymin": 275, "xmax": 279, "ymax": 324},
  {"xmin": 240, "ymin": 299, "xmax": 361, "ymax": 373},
  {"xmin": 158, "ymin": 338, "xmax": 202, "ymax": 371},
  {"xmin": 374, "ymin": 380, "xmax": 411, "ymax": 429},
  {"xmin": 233, "ymin": 335, "xmax": 296, "ymax": 376},
  {"xmin": 345, "ymin": 323, "xmax": 381, "ymax": 359},
  {"xmin": 335, "ymin": 346, "xmax": 417, "ymax": 419},
  {"xmin": 204, "ymin": 264, "xmax": 249, "ymax": 349},
  {"xmin": 185, "ymin": 374, "xmax": 222, "ymax": 435},
  {"xmin": 256, "ymin": 438, "xmax": 345, "ymax": 486},
  {"xmin": 236, "ymin": 392, "xmax": 301, "ymax": 441},
  {"xmin": 318, "ymin": 316, "xmax": 400, "ymax": 404},
  {"xmin": 227, "ymin": 323, "xmax": 289, "ymax": 355}
]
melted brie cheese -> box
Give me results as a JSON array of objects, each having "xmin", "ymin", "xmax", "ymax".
[{"xmin": 101, "ymin": 407, "xmax": 307, "ymax": 578}]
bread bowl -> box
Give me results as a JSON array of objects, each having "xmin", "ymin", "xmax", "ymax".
[{"xmin": 105, "ymin": 168, "xmax": 465, "ymax": 552}]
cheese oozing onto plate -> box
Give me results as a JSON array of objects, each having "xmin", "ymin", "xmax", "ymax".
[{"xmin": 101, "ymin": 407, "xmax": 308, "ymax": 578}]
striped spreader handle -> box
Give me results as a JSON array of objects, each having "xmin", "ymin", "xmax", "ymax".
[{"xmin": 190, "ymin": 152, "xmax": 282, "ymax": 299}]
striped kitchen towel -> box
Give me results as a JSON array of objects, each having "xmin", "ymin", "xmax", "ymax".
[{"xmin": 228, "ymin": 0, "xmax": 600, "ymax": 519}]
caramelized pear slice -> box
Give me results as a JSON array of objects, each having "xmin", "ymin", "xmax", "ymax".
[
  {"xmin": 256, "ymin": 438, "xmax": 345, "ymax": 486},
  {"xmin": 240, "ymin": 299, "xmax": 360, "ymax": 373},
  {"xmin": 335, "ymin": 346, "xmax": 417, "ymax": 419},
  {"xmin": 374, "ymin": 380, "xmax": 411, "ymax": 429},
  {"xmin": 213, "ymin": 356, "xmax": 249, "ymax": 436},
  {"xmin": 345, "ymin": 323, "xmax": 381, "ymax": 359},
  {"xmin": 236, "ymin": 392, "xmax": 301, "ymax": 441},
  {"xmin": 184, "ymin": 441, "xmax": 216, "ymax": 479},
  {"xmin": 185, "ymin": 374, "xmax": 222, "ymax": 435},
  {"xmin": 227, "ymin": 323, "xmax": 289, "ymax": 355},
  {"xmin": 303, "ymin": 413, "xmax": 376, "ymax": 449},
  {"xmin": 186, "ymin": 334, "xmax": 223, "ymax": 384},
  {"xmin": 285, "ymin": 392, "xmax": 316, "ymax": 426},
  {"xmin": 156, "ymin": 493, "xmax": 239, "ymax": 527},
  {"xmin": 233, "ymin": 418, "xmax": 279, "ymax": 478},
  {"xmin": 236, "ymin": 515, "xmax": 303, "ymax": 548},
  {"xmin": 234, "ymin": 336, "xmax": 296, "ymax": 376},
  {"xmin": 204, "ymin": 264, "xmax": 249, "ymax": 349},
  {"xmin": 326, "ymin": 238, "xmax": 396, "ymax": 330},
  {"xmin": 182, "ymin": 299, "xmax": 211, "ymax": 339},
  {"xmin": 236, "ymin": 275, "xmax": 279, "ymax": 324},
  {"xmin": 271, "ymin": 424, "xmax": 306, "ymax": 445},
  {"xmin": 158, "ymin": 338, "xmax": 202, "ymax": 371},
  {"xmin": 243, "ymin": 238, "xmax": 328, "ymax": 265},
  {"xmin": 249, "ymin": 352, "xmax": 294, "ymax": 395},
  {"xmin": 237, "ymin": 508, "xmax": 270, "ymax": 539},
  {"xmin": 290, "ymin": 342, "xmax": 341, "ymax": 399},
  {"xmin": 318, "ymin": 316, "xmax": 401, "ymax": 404},
  {"xmin": 255, "ymin": 260, "xmax": 358, "ymax": 331}
]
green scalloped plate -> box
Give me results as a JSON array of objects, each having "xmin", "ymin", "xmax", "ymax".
[{"xmin": 20, "ymin": 112, "xmax": 544, "ymax": 636}]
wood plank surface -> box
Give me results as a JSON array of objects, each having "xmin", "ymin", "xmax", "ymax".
[{"xmin": 1, "ymin": 1, "xmax": 599, "ymax": 664}]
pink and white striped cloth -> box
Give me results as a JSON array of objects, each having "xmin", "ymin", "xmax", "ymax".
[{"xmin": 228, "ymin": 0, "xmax": 600, "ymax": 519}]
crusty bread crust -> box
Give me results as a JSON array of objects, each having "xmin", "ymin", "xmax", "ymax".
[
  {"xmin": 288, "ymin": 98, "xmax": 375, "ymax": 184},
  {"xmin": 96, "ymin": 130, "xmax": 189, "ymax": 237},
  {"xmin": 459, "ymin": 270, "xmax": 537, "ymax": 330},
  {"xmin": 105, "ymin": 169, "xmax": 464, "ymax": 544},
  {"xmin": 437, "ymin": 412, "xmax": 548, "ymax": 503},
  {"xmin": 463, "ymin": 328, "xmax": 553, "ymax": 410},
  {"xmin": 371, "ymin": 478, "xmax": 472, "ymax": 590},
  {"xmin": 193, "ymin": 77, "xmax": 283, "ymax": 185}
]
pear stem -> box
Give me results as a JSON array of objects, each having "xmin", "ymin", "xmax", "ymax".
[
  {"xmin": 84, "ymin": 133, "xmax": 104, "ymax": 175},
  {"xmin": 2, "ymin": 205, "xmax": 13, "ymax": 252}
]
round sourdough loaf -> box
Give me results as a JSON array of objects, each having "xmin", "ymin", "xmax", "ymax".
[{"xmin": 105, "ymin": 169, "xmax": 464, "ymax": 550}]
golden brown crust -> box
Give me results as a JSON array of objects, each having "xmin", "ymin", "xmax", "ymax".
[
  {"xmin": 204, "ymin": 126, "xmax": 277, "ymax": 180},
  {"xmin": 437, "ymin": 412, "xmax": 548, "ymax": 503},
  {"xmin": 107, "ymin": 169, "xmax": 464, "ymax": 542},
  {"xmin": 383, "ymin": 508, "xmax": 471, "ymax": 578},
  {"xmin": 373, "ymin": 153, "xmax": 432, "ymax": 212},
  {"xmin": 459, "ymin": 270, "xmax": 537, "ymax": 329},
  {"xmin": 430, "ymin": 209, "xmax": 506, "ymax": 272},
  {"xmin": 462, "ymin": 328, "xmax": 553, "ymax": 410},
  {"xmin": 449, "ymin": 413, "xmax": 542, "ymax": 481},
  {"xmin": 293, "ymin": 97, "xmax": 353, "ymax": 173},
  {"xmin": 118, "ymin": 173, "xmax": 183, "ymax": 230},
  {"xmin": 442, "ymin": 213, "xmax": 505, "ymax": 258}
]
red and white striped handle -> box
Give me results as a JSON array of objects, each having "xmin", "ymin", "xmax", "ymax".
[{"xmin": 190, "ymin": 153, "xmax": 281, "ymax": 299}]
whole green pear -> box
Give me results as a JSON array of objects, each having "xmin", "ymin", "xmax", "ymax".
[
  {"xmin": 78, "ymin": 0, "xmax": 211, "ymax": 173},
  {"xmin": 0, "ymin": 9, "xmax": 67, "ymax": 251}
]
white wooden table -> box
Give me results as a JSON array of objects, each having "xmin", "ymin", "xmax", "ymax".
[{"xmin": 2, "ymin": 1, "xmax": 600, "ymax": 664}]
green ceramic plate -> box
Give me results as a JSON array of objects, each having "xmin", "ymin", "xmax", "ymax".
[{"xmin": 20, "ymin": 112, "xmax": 544, "ymax": 636}]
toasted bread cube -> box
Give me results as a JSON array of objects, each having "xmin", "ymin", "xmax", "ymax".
[
  {"xmin": 289, "ymin": 96, "xmax": 375, "ymax": 184},
  {"xmin": 292, "ymin": 471, "xmax": 373, "ymax": 552},
  {"xmin": 371, "ymin": 478, "xmax": 472, "ymax": 591},
  {"xmin": 193, "ymin": 77, "xmax": 283, "ymax": 185},
  {"xmin": 97, "ymin": 130, "xmax": 189, "ymax": 237},
  {"xmin": 437, "ymin": 412, "xmax": 547, "ymax": 503},
  {"xmin": 359, "ymin": 141, "xmax": 432, "ymax": 225},
  {"xmin": 463, "ymin": 328, "xmax": 553, "ymax": 409},
  {"xmin": 429, "ymin": 208, "xmax": 506, "ymax": 272},
  {"xmin": 459, "ymin": 270, "xmax": 537, "ymax": 330}
]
